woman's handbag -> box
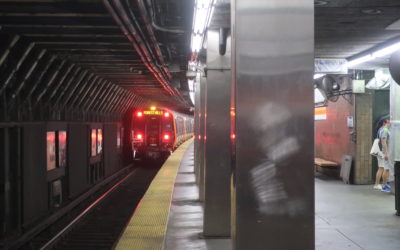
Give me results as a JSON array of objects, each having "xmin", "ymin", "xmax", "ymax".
[{"xmin": 370, "ymin": 138, "xmax": 384, "ymax": 158}]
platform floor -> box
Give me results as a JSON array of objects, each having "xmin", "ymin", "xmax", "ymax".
[{"xmin": 165, "ymin": 142, "xmax": 400, "ymax": 250}]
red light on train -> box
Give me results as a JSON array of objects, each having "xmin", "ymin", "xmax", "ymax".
[
  {"xmin": 164, "ymin": 112, "xmax": 170, "ymax": 118},
  {"xmin": 163, "ymin": 133, "xmax": 170, "ymax": 141},
  {"xmin": 137, "ymin": 111, "xmax": 143, "ymax": 117},
  {"xmin": 136, "ymin": 133, "xmax": 143, "ymax": 141}
]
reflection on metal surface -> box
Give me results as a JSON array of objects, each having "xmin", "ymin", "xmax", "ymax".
[
  {"xmin": 198, "ymin": 74, "xmax": 207, "ymax": 201},
  {"xmin": 203, "ymin": 29, "xmax": 231, "ymax": 237},
  {"xmin": 231, "ymin": 0, "xmax": 314, "ymax": 249}
]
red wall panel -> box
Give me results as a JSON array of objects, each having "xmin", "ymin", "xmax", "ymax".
[{"xmin": 315, "ymin": 97, "xmax": 356, "ymax": 163}]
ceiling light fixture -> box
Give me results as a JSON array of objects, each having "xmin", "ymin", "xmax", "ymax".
[
  {"xmin": 372, "ymin": 42, "xmax": 400, "ymax": 58},
  {"xmin": 347, "ymin": 54, "xmax": 374, "ymax": 67},
  {"xmin": 347, "ymin": 41, "xmax": 400, "ymax": 68},
  {"xmin": 190, "ymin": 0, "xmax": 216, "ymax": 54}
]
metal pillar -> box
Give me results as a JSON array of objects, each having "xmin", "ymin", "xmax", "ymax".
[
  {"xmin": 396, "ymin": 162, "xmax": 400, "ymax": 216},
  {"xmin": 199, "ymin": 74, "xmax": 206, "ymax": 202},
  {"xmin": 231, "ymin": 0, "xmax": 314, "ymax": 249},
  {"xmin": 203, "ymin": 29, "xmax": 231, "ymax": 237},
  {"xmin": 194, "ymin": 74, "xmax": 201, "ymax": 182},
  {"xmin": 390, "ymin": 77, "xmax": 400, "ymax": 215}
]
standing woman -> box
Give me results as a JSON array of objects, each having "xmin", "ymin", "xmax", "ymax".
[{"xmin": 373, "ymin": 116, "xmax": 392, "ymax": 192}]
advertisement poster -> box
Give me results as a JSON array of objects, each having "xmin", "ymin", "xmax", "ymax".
[
  {"xmin": 47, "ymin": 132, "xmax": 56, "ymax": 171},
  {"xmin": 97, "ymin": 129, "xmax": 103, "ymax": 154},
  {"xmin": 91, "ymin": 129, "xmax": 97, "ymax": 157},
  {"xmin": 58, "ymin": 131, "xmax": 67, "ymax": 167}
]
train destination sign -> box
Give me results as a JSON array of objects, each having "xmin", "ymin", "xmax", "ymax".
[{"xmin": 143, "ymin": 110, "xmax": 163, "ymax": 115}]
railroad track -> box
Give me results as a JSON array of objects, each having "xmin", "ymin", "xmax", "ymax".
[{"xmin": 20, "ymin": 163, "xmax": 161, "ymax": 250}]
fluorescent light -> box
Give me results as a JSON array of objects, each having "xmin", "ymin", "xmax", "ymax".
[
  {"xmin": 197, "ymin": 0, "xmax": 212, "ymax": 8},
  {"xmin": 191, "ymin": 34, "xmax": 203, "ymax": 53},
  {"xmin": 194, "ymin": 8, "xmax": 208, "ymax": 34},
  {"xmin": 345, "ymin": 40, "xmax": 400, "ymax": 68},
  {"xmin": 314, "ymin": 73, "xmax": 325, "ymax": 79},
  {"xmin": 190, "ymin": 0, "xmax": 215, "ymax": 54},
  {"xmin": 372, "ymin": 42, "xmax": 400, "ymax": 58},
  {"xmin": 347, "ymin": 54, "xmax": 375, "ymax": 67}
]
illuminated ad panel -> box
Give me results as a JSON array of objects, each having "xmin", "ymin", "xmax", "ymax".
[
  {"xmin": 315, "ymin": 107, "xmax": 327, "ymax": 120},
  {"xmin": 47, "ymin": 132, "xmax": 56, "ymax": 171}
]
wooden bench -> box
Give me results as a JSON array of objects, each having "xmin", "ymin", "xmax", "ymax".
[
  {"xmin": 314, "ymin": 158, "xmax": 339, "ymax": 168},
  {"xmin": 314, "ymin": 158, "xmax": 339, "ymax": 177}
]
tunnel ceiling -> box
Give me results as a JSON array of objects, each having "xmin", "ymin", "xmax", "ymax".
[
  {"xmin": 315, "ymin": 0, "xmax": 400, "ymax": 59},
  {"xmin": 0, "ymin": 0, "xmax": 194, "ymax": 113}
]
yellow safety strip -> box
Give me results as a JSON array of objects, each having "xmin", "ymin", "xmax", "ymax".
[{"xmin": 115, "ymin": 138, "xmax": 193, "ymax": 250}]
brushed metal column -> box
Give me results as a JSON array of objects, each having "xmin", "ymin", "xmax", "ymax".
[
  {"xmin": 203, "ymin": 29, "xmax": 231, "ymax": 237},
  {"xmin": 199, "ymin": 74, "xmax": 206, "ymax": 201},
  {"xmin": 194, "ymin": 75, "xmax": 201, "ymax": 183},
  {"xmin": 231, "ymin": 0, "xmax": 315, "ymax": 249}
]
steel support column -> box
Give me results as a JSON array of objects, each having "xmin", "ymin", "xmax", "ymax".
[
  {"xmin": 390, "ymin": 78, "xmax": 400, "ymax": 215},
  {"xmin": 203, "ymin": 29, "xmax": 231, "ymax": 237},
  {"xmin": 194, "ymin": 74, "xmax": 201, "ymax": 183},
  {"xmin": 198, "ymin": 73, "xmax": 206, "ymax": 202},
  {"xmin": 231, "ymin": 0, "xmax": 314, "ymax": 249}
]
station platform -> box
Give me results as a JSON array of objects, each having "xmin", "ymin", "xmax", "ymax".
[{"xmin": 115, "ymin": 140, "xmax": 400, "ymax": 250}]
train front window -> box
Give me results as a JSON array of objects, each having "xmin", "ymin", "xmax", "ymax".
[{"xmin": 147, "ymin": 116, "xmax": 160, "ymax": 146}]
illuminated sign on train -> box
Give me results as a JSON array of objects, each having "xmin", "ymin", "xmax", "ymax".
[{"xmin": 143, "ymin": 110, "xmax": 163, "ymax": 115}]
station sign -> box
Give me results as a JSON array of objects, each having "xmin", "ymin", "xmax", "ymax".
[{"xmin": 315, "ymin": 58, "xmax": 348, "ymax": 74}]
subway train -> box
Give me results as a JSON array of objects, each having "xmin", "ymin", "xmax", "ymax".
[
  {"xmin": 0, "ymin": 106, "xmax": 192, "ymax": 246},
  {"xmin": 131, "ymin": 106, "xmax": 194, "ymax": 160}
]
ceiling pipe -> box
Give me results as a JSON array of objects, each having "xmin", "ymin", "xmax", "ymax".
[
  {"xmin": 104, "ymin": 0, "xmax": 185, "ymax": 104},
  {"xmin": 131, "ymin": 0, "xmax": 168, "ymax": 71},
  {"xmin": 104, "ymin": 0, "xmax": 171, "ymax": 89},
  {"xmin": 146, "ymin": 0, "xmax": 185, "ymax": 34}
]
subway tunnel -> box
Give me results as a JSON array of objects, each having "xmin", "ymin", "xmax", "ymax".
[{"xmin": 1, "ymin": 0, "xmax": 400, "ymax": 250}]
